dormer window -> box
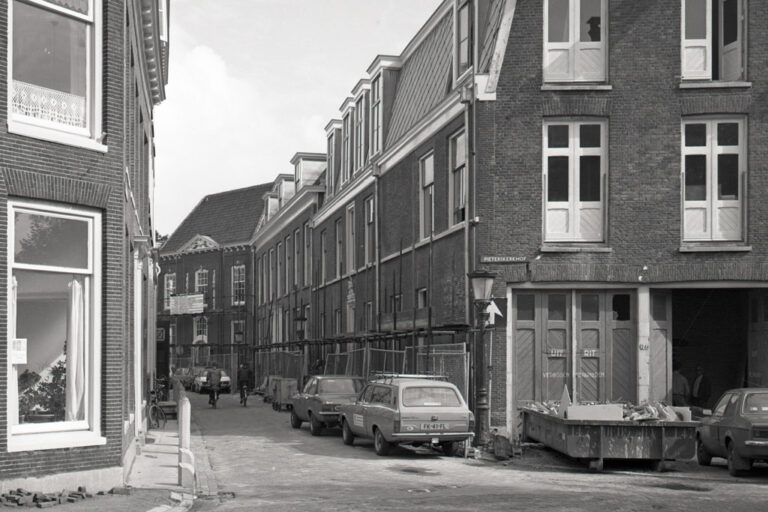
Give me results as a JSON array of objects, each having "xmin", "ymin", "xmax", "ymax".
[
  {"xmin": 456, "ymin": 1, "xmax": 472, "ymax": 78},
  {"xmin": 682, "ymin": 0, "xmax": 745, "ymax": 81},
  {"xmin": 342, "ymin": 113, "xmax": 351, "ymax": 184},
  {"xmin": 9, "ymin": 0, "xmax": 104, "ymax": 150},
  {"xmin": 370, "ymin": 75, "xmax": 382, "ymax": 156},
  {"xmin": 327, "ymin": 132, "xmax": 336, "ymax": 195},
  {"xmin": 158, "ymin": 0, "xmax": 168, "ymax": 42},
  {"xmin": 354, "ymin": 96, "xmax": 366, "ymax": 171}
]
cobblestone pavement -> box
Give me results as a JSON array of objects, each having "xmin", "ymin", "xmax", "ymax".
[{"xmin": 186, "ymin": 391, "xmax": 768, "ymax": 512}]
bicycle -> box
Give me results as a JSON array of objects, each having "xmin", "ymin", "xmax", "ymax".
[
  {"xmin": 239, "ymin": 384, "xmax": 249, "ymax": 407},
  {"xmin": 209, "ymin": 386, "xmax": 220, "ymax": 408},
  {"xmin": 148, "ymin": 388, "xmax": 167, "ymax": 430}
]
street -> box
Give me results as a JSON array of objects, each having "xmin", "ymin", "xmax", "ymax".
[{"xmin": 186, "ymin": 392, "xmax": 768, "ymax": 512}]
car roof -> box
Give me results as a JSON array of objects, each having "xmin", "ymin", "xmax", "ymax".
[
  {"xmin": 313, "ymin": 375, "xmax": 364, "ymax": 380},
  {"xmin": 369, "ymin": 378, "xmax": 457, "ymax": 387}
]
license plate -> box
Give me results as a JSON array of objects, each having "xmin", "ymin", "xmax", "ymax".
[{"xmin": 420, "ymin": 423, "xmax": 447, "ymax": 430}]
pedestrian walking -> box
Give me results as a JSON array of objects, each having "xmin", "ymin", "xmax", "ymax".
[{"xmin": 207, "ymin": 362, "xmax": 222, "ymax": 408}]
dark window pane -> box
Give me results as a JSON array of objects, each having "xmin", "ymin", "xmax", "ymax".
[
  {"xmin": 580, "ymin": 124, "xmax": 601, "ymax": 147},
  {"xmin": 548, "ymin": 157, "xmax": 569, "ymax": 202},
  {"xmin": 652, "ymin": 294, "xmax": 667, "ymax": 321},
  {"xmin": 518, "ymin": 295, "xmax": 535, "ymax": 321},
  {"xmin": 718, "ymin": 154, "xmax": 739, "ymax": 199},
  {"xmin": 580, "ymin": 0, "xmax": 601, "ymax": 42},
  {"xmin": 685, "ymin": 124, "xmax": 706, "ymax": 147},
  {"xmin": 548, "ymin": 294, "xmax": 566, "ymax": 321},
  {"xmin": 581, "ymin": 294, "xmax": 599, "ymax": 321},
  {"xmin": 717, "ymin": 123, "xmax": 739, "ymax": 146},
  {"xmin": 751, "ymin": 298, "xmax": 760, "ymax": 323},
  {"xmin": 548, "ymin": 0, "xmax": 569, "ymax": 42},
  {"xmin": 548, "ymin": 125, "xmax": 569, "ymax": 148},
  {"xmin": 722, "ymin": 0, "xmax": 738, "ymax": 46},
  {"xmin": 685, "ymin": 155, "xmax": 707, "ymax": 201},
  {"xmin": 612, "ymin": 294, "xmax": 631, "ymax": 321},
  {"xmin": 579, "ymin": 156, "xmax": 601, "ymax": 201}
]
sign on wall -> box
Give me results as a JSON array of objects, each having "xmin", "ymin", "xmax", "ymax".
[
  {"xmin": 170, "ymin": 293, "xmax": 204, "ymax": 315},
  {"xmin": 156, "ymin": 328, "xmax": 166, "ymax": 342}
]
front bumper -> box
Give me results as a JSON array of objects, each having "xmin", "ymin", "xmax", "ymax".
[{"xmin": 317, "ymin": 412, "xmax": 340, "ymax": 425}]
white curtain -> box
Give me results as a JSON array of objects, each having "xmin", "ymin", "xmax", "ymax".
[
  {"xmin": 66, "ymin": 279, "xmax": 86, "ymax": 422},
  {"xmin": 9, "ymin": 276, "xmax": 18, "ymax": 426}
]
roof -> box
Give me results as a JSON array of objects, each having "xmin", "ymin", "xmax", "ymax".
[
  {"xmin": 478, "ymin": 0, "xmax": 506, "ymax": 73},
  {"xmin": 385, "ymin": 11, "xmax": 453, "ymax": 147},
  {"xmin": 162, "ymin": 183, "xmax": 273, "ymax": 254}
]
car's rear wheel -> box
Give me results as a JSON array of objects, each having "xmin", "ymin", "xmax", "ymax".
[
  {"xmin": 341, "ymin": 419, "xmax": 355, "ymax": 446},
  {"xmin": 696, "ymin": 437, "xmax": 712, "ymax": 466},
  {"xmin": 290, "ymin": 410, "xmax": 302, "ymax": 429},
  {"xmin": 374, "ymin": 428, "xmax": 392, "ymax": 456},
  {"xmin": 727, "ymin": 441, "xmax": 752, "ymax": 476},
  {"xmin": 309, "ymin": 413, "xmax": 323, "ymax": 436}
]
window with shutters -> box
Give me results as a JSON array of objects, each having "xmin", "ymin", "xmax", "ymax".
[
  {"xmin": 681, "ymin": 0, "xmax": 746, "ymax": 81},
  {"xmin": 682, "ymin": 118, "xmax": 745, "ymax": 242},
  {"xmin": 420, "ymin": 152, "xmax": 435, "ymax": 240},
  {"xmin": 544, "ymin": 0, "xmax": 606, "ymax": 82},
  {"xmin": 543, "ymin": 120, "xmax": 607, "ymax": 242}
]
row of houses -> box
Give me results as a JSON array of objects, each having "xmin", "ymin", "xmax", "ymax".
[
  {"xmin": 0, "ymin": 0, "xmax": 170, "ymax": 492},
  {"xmin": 158, "ymin": 0, "xmax": 768, "ymax": 444}
]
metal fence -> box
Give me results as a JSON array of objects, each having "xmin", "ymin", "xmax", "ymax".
[
  {"xmin": 253, "ymin": 350, "xmax": 304, "ymax": 390},
  {"xmin": 403, "ymin": 343, "xmax": 469, "ymax": 402},
  {"xmin": 170, "ymin": 343, "xmax": 244, "ymax": 384}
]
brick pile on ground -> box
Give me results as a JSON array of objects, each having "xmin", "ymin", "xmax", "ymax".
[{"xmin": 0, "ymin": 486, "xmax": 94, "ymax": 508}]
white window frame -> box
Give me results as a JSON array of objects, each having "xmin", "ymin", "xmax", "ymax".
[
  {"xmin": 419, "ymin": 152, "xmax": 435, "ymax": 240},
  {"xmin": 303, "ymin": 222, "xmax": 312, "ymax": 287},
  {"xmin": 294, "ymin": 228, "xmax": 301, "ymax": 287},
  {"xmin": 454, "ymin": 0, "xmax": 473, "ymax": 82},
  {"xmin": 276, "ymin": 242, "xmax": 283, "ymax": 297},
  {"xmin": 7, "ymin": 199, "xmax": 104, "ymax": 451},
  {"xmin": 346, "ymin": 204, "xmax": 356, "ymax": 273},
  {"xmin": 681, "ymin": 116, "xmax": 746, "ymax": 242},
  {"xmin": 164, "ymin": 272, "xmax": 175, "ymax": 310},
  {"xmin": 449, "ymin": 129, "xmax": 467, "ymax": 226},
  {"xmin": 364, "ymin": 196, "xmax": 375, "ymax": 264},
  {"xmin": 320, "ymin": 230, "xmax": 327, "ymax": 285},
  {"xmin": 158, "ymin": 0, "xmax": 168, "ymax": 42},
  {"xmin": 284, "ymin": 236, "xmax": 291, "ymax": 296},
  {"xmin": 231, "ymin": 265, "xmax": 245, "ymax": 306},
  {"xmin": 268, "ymin": 248, "xmax": 275, "ymax": 300},
  {"xmin": 354, "ymin": 96, "xmax": 366, "ymax": 171},
  {"xmin": 7, "ymin": 0, "xmax": 105, "ymax": 152},
  {"xmin": 370, "ymin": 74, "xmax": 382, "ymax": 157},
  {"xmin": 416, "ymin": 287, "xmax": 428, "ymax": 309},
  {"xmin": 194, "ymin": 316, "xmax": 208, "ymax": 343},
  {"xmin": 543, "ymin": 0, "xmax": 607, "ymax": 83},
  {"xmin": 195, "ymin": 268, "xmax": 208, "ymax": 305},
  {"xmin": 327, "ymin": 132, "xmax": 335, "ymax": 195},
  {"xmin": 335, "ymin": 218, "xmax": 343, "ymax": 279},
  {"xmin": 231, "ymin": 320, "xmax": 245, "ymax": 344},
  {"xmin": 542, "ymin": 119, "xmax": 608, "ymax": 243},
  {"xmin": 681, "ymin": 0, "xmax": 746, "ymax": 81},
  {"xmin": 342, "ymin": 113, "xmax": 351, "ymax": 184}
]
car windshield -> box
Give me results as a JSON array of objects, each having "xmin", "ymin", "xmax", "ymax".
[
  {"xmin": 318, "ymin": 379, "xmax": 363, "ymax": 394},
  {"xmin": 401, "ymin": 386, "xmax": 461, "ymax": 407},
  {"xmin": 743, "ymin": 393, "xmax": 768, "ymax": 414}
]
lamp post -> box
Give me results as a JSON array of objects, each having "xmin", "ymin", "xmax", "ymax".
[{"xmin": 468, "ymin": 269, "xmax": 496, "ymax": 445}]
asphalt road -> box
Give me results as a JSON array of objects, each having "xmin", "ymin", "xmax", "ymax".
[{"xmin": 186, "ymin": 391, "xmax": 768, "ymax": 512}]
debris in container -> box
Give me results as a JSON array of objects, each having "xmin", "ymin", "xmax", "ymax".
[{"xmin": 522, "ymin": 400, "xmax": 691, "ymax": 422}]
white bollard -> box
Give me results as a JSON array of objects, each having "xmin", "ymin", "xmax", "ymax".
[
  {"xmin": 178, "ymin": 396, "xmax": 191, "ymax": 451},
  {"xmin": 177, "ymin": 396, "xmax": 193, "ymax": 488}
]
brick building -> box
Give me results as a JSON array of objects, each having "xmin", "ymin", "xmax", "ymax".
[
  {"xmin": 0, "ymin": 0, "xmax": 169, "ymax": 491},
  {"xmin": 157, "ymin": 183, "xmax": 271, "ymax": 384}
]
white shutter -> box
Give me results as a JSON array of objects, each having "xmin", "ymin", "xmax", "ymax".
[
  {"xmin": 544, "ymin": 0, "xmax": 574, "ymax": 82},
  {"xmin": 682, "ymin": 0, "xmax": 712, "ymax": 80},
  {"xmin": 574, "ymin": 0, "xmax": 606, "ymax": 81}
]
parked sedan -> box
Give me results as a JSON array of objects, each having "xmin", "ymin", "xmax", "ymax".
[
  {"xmin": 290, "ymin": 375, "xmax": 365, "ymax": 435},
  {"xmin": 338, "ymin": 377, "xmax": 474, "ymax": 456},
  {"xmin": 192, "ymin": 368, "xmax": 231, "ymax": 394},
  {"xmin": 696, "ymin": 388, "xmax": 768, "ymax": 475}
]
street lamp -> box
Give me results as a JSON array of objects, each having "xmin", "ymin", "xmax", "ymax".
[{"xmin": 468, "ymin": 269, "xmax": 496, "ymax": 445}]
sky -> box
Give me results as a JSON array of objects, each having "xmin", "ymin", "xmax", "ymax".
[{"xmin": 154, "ymin": 0, "xmax": 443, "ymax": 237}]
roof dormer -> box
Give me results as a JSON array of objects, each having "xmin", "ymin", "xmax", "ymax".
[
  {"xmin": 324, "ymin": 120, "xmax": 342, "ymax": 198},
  {"xmin": 290, "ymin": 152, "xmax": 326, "ymax": 193},
  {"xmin": 366, "ymin": 55, "xmax": 403, "ymax": 157}
]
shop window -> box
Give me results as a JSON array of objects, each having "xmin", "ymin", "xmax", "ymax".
[
  {"xmin": 544, "ymin": 0, "xmax": 606, "ymax": 82},
  {"xmin": 9, "ymin": 0, "xmax": 103, "ymax": 149},
  {"xmin": 683, "ymin": 118, "xmax": 745, "ymax": 242},
  {"xmin": 544, "ymin": 120, "xmax": 607, "ymax": 242},
  {"xmin": 8, "ymin": 200, "xmax": 103, "ymax": 451},
  {"xmin": 518, "ymin": 294, "xmax": 536, "ymax": 321},
  {"xmin": 612, "ymin": 294, "xmax": 631, "ymax": 321},
  {"xmin": 682, "ymin": 0, "xmax": 746, "ymax": 81}
]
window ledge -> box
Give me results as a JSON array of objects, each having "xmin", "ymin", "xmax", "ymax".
[
  {"xmin": 679, "ymin": 81, "xmax": 752, "ymax": 89},
  {"xmin": 541, "ymin": 84, "xmax": 613, "ymax": 91},
  {"xmin": 8, "ymin": 120, "xmax": 108, "ymax": 153},
  {"xmin": 679, "ymin": 244, "xmax": 752, "ymax": 253},
  {"xmin": 540, "ymin": 245, "xmax": 612, "ymax": 253},
  {"xmin": 7, "ymin": 431, "xmax": 106, "ymax": 453}
]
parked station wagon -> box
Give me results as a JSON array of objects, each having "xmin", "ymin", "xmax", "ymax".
[
  {"xmin": 338, "ymin": 376, "xmax": 474, "ymax": 456},
  {"xmin": 290, "ymin": 375, "xmax": 366, "ymax": 435},
  {"xmin": 696, "ymin": 388, "xmax": 768, "ymax": 476}
]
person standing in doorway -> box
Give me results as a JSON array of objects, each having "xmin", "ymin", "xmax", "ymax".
[
  {"xmin": 672, "ymin": 360, "xmax": 690, "ymax": 406},
  {"xmin": 691, "ymin": 365, "xmax": 711, "ymax": 408},
  {"xmin": 207, "ymin": 362, "xmax": 222, "ymax": 408}
]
